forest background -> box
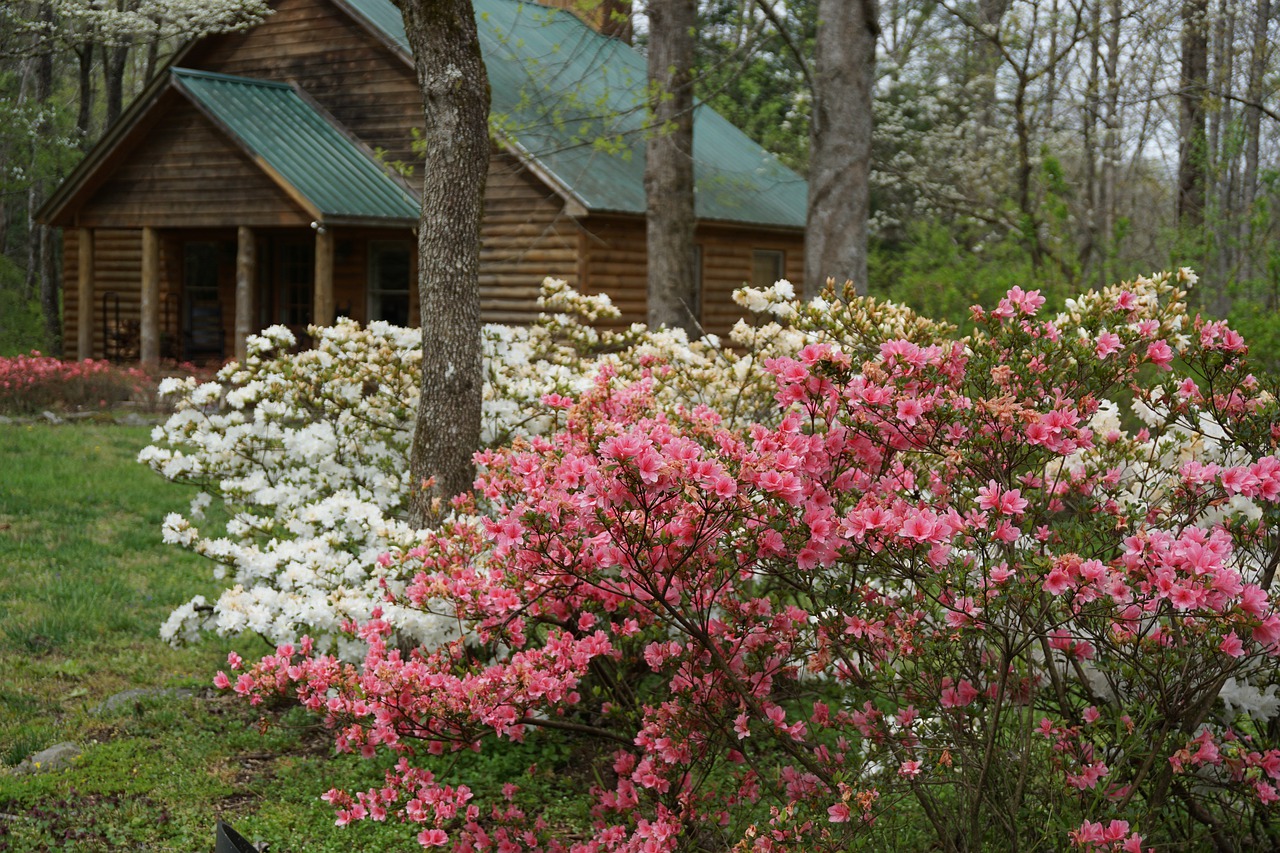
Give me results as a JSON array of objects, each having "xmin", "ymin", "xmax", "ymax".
[{"xmin": 0, "ymin": 0, "xmax": 1277, "ymax": 367}]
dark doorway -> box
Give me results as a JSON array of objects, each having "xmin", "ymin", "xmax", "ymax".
[{"xmin": 182, "ymin": 242, "xmax": 226, "ymax": 362}]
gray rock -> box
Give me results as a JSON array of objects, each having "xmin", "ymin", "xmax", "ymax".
[
  {"xmin": 12, "ymin": 741, "xmax": 80, "ymax": 775},
  {"xmin": 113, "ymin": 412, "xmax": 151, "ymax": 427},
  {"xmin": 92, "ymin": 686, "xmax": 198, "ymax": 715},
  {"xmin": 39, "ymin": 411, "xmax": 65, "ymax": 425},
  {"xmin": 0, "ymin": 415, "xmax": 13, "ymax": 425}
]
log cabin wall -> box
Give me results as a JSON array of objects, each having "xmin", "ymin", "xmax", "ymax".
[
  {"xmin": 62, "ymin": 229, "xmax": 143, "ymax": 361},
  {"xmin": 576, "ymin": 215, "xmax": 647, "ymax": 324},
  {"xmin": 480, "ymin": 152, "xmax": 582, "ymax": 324},
  {"xmin": 184, "ymin": 0, "xmax": 423, "ymax": 166},
  {"xmin": 578, "ymin": 215, "xmax": 805, "ymax": 337},
  {"xmin": 75, "ymin": 100, "xmax": 311, "ymax": 230},
  {"xmin": 698, "ymin": 225, "xmax": 805, "ymax": 338},
  {"xmin": 328, "ymin": 227, "xmax": 417, "ymax": 325}
]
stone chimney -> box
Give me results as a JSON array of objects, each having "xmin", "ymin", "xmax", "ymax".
[{"xmin": 539, "ymin": 0, "xmax": 632, "ymax": 43}]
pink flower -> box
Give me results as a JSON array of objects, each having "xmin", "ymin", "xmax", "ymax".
[
  {"xmin": 417, "ymin": 828, "xmax": 449, "ymax": 846},
  {"xmin": 1146, "ymin": 340, "xmax": 1174, "ymax": 370},
  {"xmin": 1095, "ymin": 331, "xmax": 1122, "ymax": 358},
  {"xmin": 898, "ymin": 760, "xmax": 922, "ymax": 777},
  {"xmin": 1220, "ymin": 632, "xmax": 1245, "ymax": 658},
  {"xmin": 941, "ymin": 679, "xmax": 979, "ymax": 708},
  {"xmin": 896, "ymin": 398, "xmax": 925, "ymax": 425},
  {"xmin": 1043, "ymin": 567, "xmax": 1072, "ymax": 596},
  {"xmin": 900, "ymin": 509, "xmax": 938, "ymax": 542},
  {"xmin": 827, "ymin": 802, "xmax": 851, "ymax": 823}
]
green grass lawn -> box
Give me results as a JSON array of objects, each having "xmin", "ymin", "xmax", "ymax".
[{"xmin": 0, "ymin": 423, "xmax": 417, "ymax": 851}]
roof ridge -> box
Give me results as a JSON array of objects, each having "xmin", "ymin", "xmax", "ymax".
[{"xmin": 170, "ymin": 66, "xmax": 293, "ymax": 89}]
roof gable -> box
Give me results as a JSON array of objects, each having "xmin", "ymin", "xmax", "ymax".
[
  {"xmin": 172, "ymin": 68, "xmax": 420, "ymax": 223},
  {"xmin": 340, "ymin": 0, "xmax": 807, "ymax": 229},
  {"xmin": 39, "ymin": 65, "xmax": 421, "ymax": 227}
]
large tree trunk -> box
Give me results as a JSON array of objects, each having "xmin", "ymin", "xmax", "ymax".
[
  {"xmin": 38, "ymin": 224, "xmax": 60, "ymax": 355},
  {"xmin": 1080, "ymin": 0, "xmax": 1102, "ymax": 280},
  {"xmin": 104, "ymin": 40, "xmax": 130, "ymax": 129},
  {"xmin": 103, "ymin": 0, "xmax": 136, "ymax": 128},
  {"xmin": 805, "ymin": 0, "xmax": 877, "ymax": 297},
  {"xmin": 1177, "ymin": 0, "xmax": 1209, "ymax": 234},
  {"xmin": 1099, "ymin": 0, "xmax": 1122, "ymax": 287},
  {"xmin": 1238, "ymin": 0, "xmax": 1269, "ymax": 283},
  {"xmin": 396, "ymin": 0, "xmax": 489, "ymax": 527},
  {"xmin": 973, "ymin": 0, "xmax": 1012, "ymax": 128},
  {"xmin": 76, "ymin": 41, "xmax": 95, "ymax": 145},
  {"xmin": 644, "ymin": 0, "xmax": 698, "ymax": 334}
]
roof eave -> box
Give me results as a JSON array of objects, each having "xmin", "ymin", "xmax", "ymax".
[{"xmin": 317, "ymin": 214, "xmax": 418, "ymax": 228}]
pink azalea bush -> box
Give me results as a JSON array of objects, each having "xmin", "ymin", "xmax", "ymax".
[
  {"xmin": 0, "ymin": 351, "xmax": 148, "ymax": 414},
  {"xmin": 222, "ymin": 270, "xmax": 1280, "ymax": 850}
]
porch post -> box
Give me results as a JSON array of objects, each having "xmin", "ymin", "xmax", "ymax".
[
  {"xmin": 140, "ymin": 226, "xmax": 160, "ymax": 369},
  {"xmin": 313, "ymin": 225, "xmax": 334, "ymax": 327},
  {"xmin": 235, "ymin": 226, "xmax": 255, "ymax": 362},
  {"xmin": 77, "ymin": 228, "xmax": 94, "ymax": 359}
]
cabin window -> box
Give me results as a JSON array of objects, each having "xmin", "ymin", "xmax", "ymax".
[
  {"xmin": 751, "ymin": 249, "xmax": 785, "ymax": 290},
  {"xmin": 368, "ymin": 241, "xmax": 412, "ymax": 326}
]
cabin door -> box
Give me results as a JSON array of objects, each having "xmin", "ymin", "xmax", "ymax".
[
  {"xmin": 182, "ymin": 242, "xmax": 226, "ymax": 362},
  {"xmin": 258, "ymin": 236, "xmax": 314, "ymax": 345}
]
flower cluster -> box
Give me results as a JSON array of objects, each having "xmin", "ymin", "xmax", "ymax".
[
  {"xmin": 148, "ymin": 279, "xmax": 927, "ymax": 651},
  {"xmin": 0, "ymin": 351, "xmax": 148, "ymax": 414},
  {"xmin": 216, "ymin": 270, "xmax": 1280, "ymax": 849}
]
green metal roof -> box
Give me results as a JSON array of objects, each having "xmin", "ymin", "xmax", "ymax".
[
  {"xmin": 171, "ymin": 67, "xmax": 419, "ymax": 222},
  {"xmin": 342, "ymin": 0, "xmax": 807, "ymax": 229}
]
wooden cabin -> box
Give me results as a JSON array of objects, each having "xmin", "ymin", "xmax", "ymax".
[{"xmin": 38, "ymin": 0, "xmax": 807, "ymax": 366}]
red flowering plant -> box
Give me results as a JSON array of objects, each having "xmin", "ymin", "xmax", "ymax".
[
  {"xmin": 0, "ymin": 351, "xmax": 148, "ymax": 414},
  {"xmin": 223, "ymin": 270, "xmax": 1280, "ymax": 851}
]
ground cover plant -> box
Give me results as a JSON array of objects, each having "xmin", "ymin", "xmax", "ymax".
[
  {"xmin": 148, "ymin": 272, "xmax": 1280, "ymax": 850},
  {"xmin": 0, "ymin": 423, "xmax": 513, "ymax": 850}
]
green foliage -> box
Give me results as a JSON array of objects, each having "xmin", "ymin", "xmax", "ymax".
[
  {"xmin": 868, "ymin": 220, "xmax": 1071, "ymax": 332},
  {"xmin": 1228, "ymin": 300, "xmax": 1280, "ymax": 378},
  {"xmin": 694, "ymin": 0, "xmax": 813, "ymax": 172},
  {"xmin": 0, "ymin": 421, "xmax": 599, "ymax": 849},
  {"xmin": 0, "ymin": 256, "xmax": 45, "ymax": 356}
]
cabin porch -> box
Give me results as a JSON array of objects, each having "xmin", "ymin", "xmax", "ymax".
[{"xmin": 65, "ymin": 224, "xmax": 416, "ymax": 367}]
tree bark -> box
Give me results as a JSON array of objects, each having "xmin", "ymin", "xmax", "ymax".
[
  {"xmin": 973, "ymin": 0, "xmax": 1012, "ymax": 128},
  {"xmin": 1238, "ymin": 0, "xmax": 1268, "ymax": 282},
  {"xmin": 104, "ymin": 40, "xmax": 130, "ymax": 129},
  {"xmin": 76, "ymin": 41, "xmax": 95, "ymax": 145},
  {"xmin": 395, "ymin": 0, "xmax": 490, "ymax": 527},
  {"xmin": 1177, "ymin": 0, "xmax": 1209, "ymax": 234},
  {"xmin": 38, "ymin": 223, "xmax": 60, "ymax": 356},
  {"xmin": 1100, "ymin": 0, "xmax": 1121, "ymax": 287},
  {"xmin": 1080, "ymin": 0, "xmax": 1101, "ymax": 279},
  {"xmin": 805, "ymin": 0, "xmax": 877, "ymax": 297},
  {"xmin": 645, "ymin": 0, "xmax": 699, "ymax": 334}
]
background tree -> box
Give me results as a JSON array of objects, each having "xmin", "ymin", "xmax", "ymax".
[
  {"xmin": 0, "ymin": 0, "xmax": 268, "ymax": 355},
  {"xmin": 395, "ymin": 0, "xmax": 489, "ymax": 525},
  {"xmin": 805, "ymin": 0, "xmax": 878, "ymax": 296},
  {"xmin": 644, "ymin": 0, "xmax": 699, "ymax": 333}
]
